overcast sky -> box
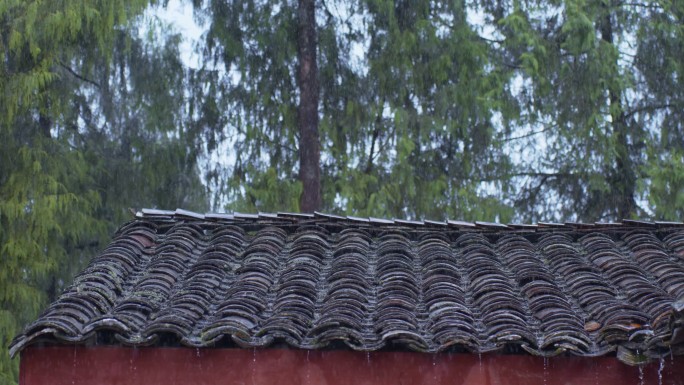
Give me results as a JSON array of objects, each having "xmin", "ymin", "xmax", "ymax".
[{"xmin": 151, "ymin": 0, "xmax": 204, "ymax": 68}]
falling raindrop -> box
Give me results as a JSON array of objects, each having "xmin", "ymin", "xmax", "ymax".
[
  {"xmin": 478, "ymin": 353, "xmax": 483, "ymax": 374},
  {"xmin": 543, "ymin": 357, "xmax": 548, "ymax": 385},
  {"xmin": 72, "ymin": 346, "xmax": 77, "ymax": 385},
  {"xmin": 305, "ymin": 350, "xmax": 311, "ymax": 385},
  {"xmin": 366, "ymin": 351, "xmax": 371, "ymax": 365},
  {"xmin": 638, "ymin": 365, "xmax": 644, "ymax": 385},
  {"xmin": 594, "ymin": 359, "xmax": 599, "ymax": 385},
  {"xmin": 432, "ymin": 354, "xmax": 438, "ymax": 384},
  {"xmin": 251, "ymin": 348, "xmax": 257, "ymax": 385},
  {"xmin": 657, "ymin": 357, "xmax": 664, "ymax": 385},
  {"xmin": 130, "ymin": 346, "xmax": 138, "ymax": 383},
  {"xmin": 197, "ymin": 348, "xmax": 203, "ymax": 373},
  {"xmin": 132, "ymin": 347, "xmax": 138, "ymax": 372}
]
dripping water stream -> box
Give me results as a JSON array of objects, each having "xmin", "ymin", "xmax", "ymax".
[
  {"xmin": 305, "ymin": 350, "xmax": 312, "ymax": 385},
  {"xmin": 251, "ymin": 348, "xmax": 257, "ymax": 385},
  {"xmin": 657, "ymin": 357, "xmax": 664, "ymax": 385},
  {"xmin": 71, "ymin": 345, "xmax": 77, "ymax": 385}
]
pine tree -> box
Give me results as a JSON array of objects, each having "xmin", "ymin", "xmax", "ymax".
[
  {"xmin": 194, "ymin": 0, "xmax": 516, "ymax": 220},
  {"xmin": 0, "ymin": 2, "xmax": 207, "ymax": 383},
  {"xmin": 487, "ymin": 0, "xmax": 684, "ymax": 221}
]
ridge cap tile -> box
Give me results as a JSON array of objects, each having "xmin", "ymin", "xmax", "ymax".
[
  {"xmin": 507, "ymin": 223, "xmax": 538, "ymax": 230},
  {"xmin": 423, "ymin": 219, "xmax": 447, "ymax": 226},
  {"xmin": 234, "ymin": 212, "xmax": 259, "ymax": 219},
  {"xmin": 622, "ymin": 219, "xmax": 656, "ymax": 227},
  {"xmin": 175, "ymin": 208, "xmax": 205, "ymax": 219},
  {"xmin": 538, "ymin": 222, "xmax": 565, "ymax": 228},
  {"xmin": 393, "ymin": 219, "xmax": 424, "ymax": 226},
  {"xmin": 594, "ymin": 222, "xmax": 622, "ymax": 227},
  {"xmin": 446, "ymin": 220, "xmax": 476, "ymax": 228},
  {"xmin": 205, "ymin": 213, "xmax": 235, "ymax": 220},
  {"xmin": 369, "ymin": 217, "xmax": 394, "ymax": 225},
  {"xmin": 565, "ymin": 222, "xmax": 595, "ymax": 228},
  {"xmin": 313, "ymin": 211, "xmax": 346, "ymax": 220},
  {"xmin": 258, "ymin": 212, "xmax": 280, "ymax": 219},
  {"xmin": 655, "ymin": 221, "xmax": 684, "ymax": 226},
  {"xmin": 277, "ymin": 212, "xmax": 315, "ymax": 219},
  {"xmin": 474, "ymin": 221, "xmax": 509, "ymax": 229},
  {"xmin": 142, "ymin": 208, "xmax": 175, "ymax": 216}
]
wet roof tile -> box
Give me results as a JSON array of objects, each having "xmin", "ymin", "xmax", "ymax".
[{"xmin": 10, "ymin": 209, "xmax": 684, "ymax": 365}]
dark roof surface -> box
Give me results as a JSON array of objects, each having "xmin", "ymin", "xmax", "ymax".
[{"xmin": 10, "ymin": 209, "xmax": 684, "ymax": 364}]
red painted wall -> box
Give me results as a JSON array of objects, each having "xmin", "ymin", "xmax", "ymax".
[{"xmin": 20, "ymin": 346, "xmax": 684, "ymax": 385}]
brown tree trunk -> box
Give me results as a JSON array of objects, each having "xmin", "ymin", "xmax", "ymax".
[
  {"xmin": 297, "ymin": 0, "xmax": 321, "ymax": 213},
  {"xmin": 600, "ymin": 7, "xmax": 636, "ymax": 220}
]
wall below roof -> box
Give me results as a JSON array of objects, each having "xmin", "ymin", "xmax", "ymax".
[{"xmin": 20, "ymin": 346, "xmax": 684, "ymax": 385}]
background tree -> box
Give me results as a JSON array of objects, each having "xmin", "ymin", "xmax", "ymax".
[
  {"xmin": 193, "ymin": 0, "xmax": 516, "ymax": 220},
  {"xmin": 482, "ymin": 0, "xmax": 684, "ymax": 221},
  {"xmin": 297, "ymin": 0, "xmax": 322, "ymax": 212},
  {"xmin": 635, "ymin": 1, "xmax": 684, "ymax": 220},
  {"xmin": 336, "ymin": 0, "xmax": 516, "ymax": 220},
  {"xmin": 0, "ymin": 1, "xmax": 206, "ymax": 383}
]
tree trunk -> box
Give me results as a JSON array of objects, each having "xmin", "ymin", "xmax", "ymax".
[
  {"xmin": 297, "ymin": 0, "xmax": 321, "ymax": 213},
  {"xmin": 599, "ymin": 6, "xmax": 636, "ymax": 219}
]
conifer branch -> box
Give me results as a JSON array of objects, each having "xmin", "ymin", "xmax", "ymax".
[{"xmin": 58, "ymin": 61, "xmax": 101, "ymax": 88}]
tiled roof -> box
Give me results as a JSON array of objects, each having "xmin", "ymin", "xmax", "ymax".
[{"xmin": 10, "ymin": 209, "xmax": 684, "ymax": 364}]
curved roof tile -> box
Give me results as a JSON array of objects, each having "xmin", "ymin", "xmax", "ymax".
[{"xmin": 10, "ymin": 210, "xmax": 684, "ymax": 365}]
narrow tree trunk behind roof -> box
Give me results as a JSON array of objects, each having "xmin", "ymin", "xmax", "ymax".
[
  {"xmin": 599, "ymin": 5, "xmax": 636, "ymax": 220},
  {"xmin": 297, "ymin": 0, "xmax": 321, "ymax": 213}
]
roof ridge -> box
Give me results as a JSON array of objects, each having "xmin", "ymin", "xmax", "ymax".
[{"xmin": 136, "ymin": 208, "xmax": 683, "ymax": 232}]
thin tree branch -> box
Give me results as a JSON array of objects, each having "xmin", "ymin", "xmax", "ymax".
[
  {"xmin": 58, "ymin": 61, "xmax": 101, "ymax": 88},
  {"xmin": 475, "ymin": 171, "xmax": 575, "ymax": 183},
  {"xmin": 496, "ymin": 126, "xmax": 555, "ymax": 143},
  {"xmin": 477, "ymin": 35, "xmax": 506, "ymax": 44},
  {"xmin": 624, "ymin": 103, "xmax": 679, "ymax": 119}
]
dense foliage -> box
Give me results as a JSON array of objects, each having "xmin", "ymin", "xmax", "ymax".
[
  {"xmin": 193, "ymin": 0, "xmax": 684, "ymax": 222},
  {"xmin": 1, "ymin": 0, "xmax": 683, "ymax": 383},
  {"xmin": 0, "ymin": 1, "xmax": 207, "ymax": 383}
]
